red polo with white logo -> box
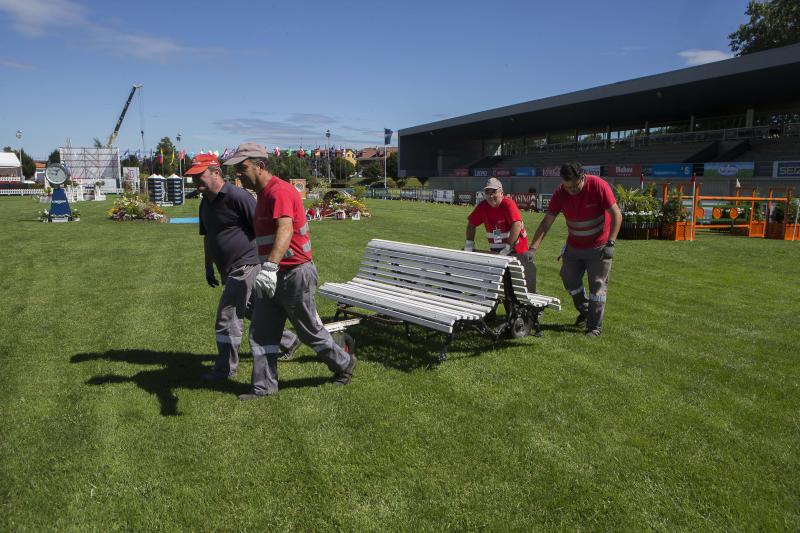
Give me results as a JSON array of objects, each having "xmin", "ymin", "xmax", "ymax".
[{"xmin": 547, "ymin": 174, "xmax": 616, "ymax": 249}]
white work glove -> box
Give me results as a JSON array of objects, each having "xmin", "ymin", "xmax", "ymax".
[
  {"xmin": 254, "ymin": 261, "xmax": 279, "ymax": 298},
  {"xmin": 498, "ymin": 244, "xmax": 512, "ymax": 256},
  {"xmin": 464, "ymin": 240, "xmax": 474, "ymax": 252}
]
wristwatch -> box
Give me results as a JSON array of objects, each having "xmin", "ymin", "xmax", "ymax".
[{"xmin": 606, "ymin": 239, "xmax": 615, "ymax": 247}]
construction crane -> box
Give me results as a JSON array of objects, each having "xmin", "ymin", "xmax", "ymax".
[{"xmin": 107, "ymin": 83, "xmax": 142, "ymax": 147}]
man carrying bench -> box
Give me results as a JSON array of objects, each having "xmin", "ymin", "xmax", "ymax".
[{"xmin": 465, "ymin": 177, "xmax": 536, "ymax": 293}]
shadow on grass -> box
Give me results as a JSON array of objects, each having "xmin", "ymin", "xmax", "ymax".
[
  {"xmin": 70, "ymin": 349, "xmax": 328, "ymax": 416},
  {"xmin": 308, "ymin": 321, "xmax": 523, "ymax": 372}
]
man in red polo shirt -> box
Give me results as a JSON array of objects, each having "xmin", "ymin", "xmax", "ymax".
[
  {"xmin": 464, "ymin": 177, "xmax": 536, "ymax": 292},
  {"xmin": 528, "ymin": 162, "xmax": 622, "ymax": 337},
  {"xmin": 223, "ymin": 143, "xmax": 356, "ymax": 400}
]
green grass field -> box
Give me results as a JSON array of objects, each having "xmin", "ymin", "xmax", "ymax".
[{"xmin": 1, "ymin": 195, "xmax": 798, "ymax": 531}]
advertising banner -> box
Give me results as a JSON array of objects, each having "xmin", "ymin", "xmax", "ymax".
[
  {"xmin": 650, "ymin": 163, "xmax": 692, "ymax": 178},
  {"xmin": 493, "ymin": 168, "xmax": 512, "ymax": 177},
  {"xmin": 454, "ymin": 168, "xmax": 469, "ymax": 177},
  {"xmin": 472, "ymin": 168, "xmax": 491, "ymax": 177},
  {"xmin": 508, "ymin": 193, "xmax": 537, "ymax": 210},
  {"xmin": 773, "ymin": 161, "xmax": 800, "ymax": 178},
  {"xmin": 456, "ymin": 191, "xmax": 476, "ymax": 205},
  {"xmin": 583, "ymin": 165, "xmax": 601, "ymax": 175},
  {"xmin": 608, "ymin": 164, "xmax": 642, "ymax": 177},
  {"xmin": 703, "ymin": 162, "xmax": 754, "ymax": 178},
  {"xmin": 542, "ymin": 166, "xmax": 561, "ymax": 177},
  {"xmin": 433, "ymin": 189, "xmax": 454, "ymax": 203},
  {"xmin": 514, "ymin": 167, "xmax": 536, "ymax": 176}
]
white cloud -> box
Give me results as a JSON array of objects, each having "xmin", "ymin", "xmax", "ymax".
[
  {"xmin": 0, "ymin": 0, "xmax": 86, "ymax": 36},
  {"xmin": 678, "ymin": 49, "xmax": 732, "ymax": 66},
  {"xmin": 0, "ymin": 59, "xmax": 35, "ymax": 69},
  {"xmin": 0, "ymin": 0, "xmax": 204, "ymax": 61}
]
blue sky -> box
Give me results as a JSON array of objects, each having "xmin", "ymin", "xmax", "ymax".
[{"xmin": 0, "ymin": 0, "xmax": 750, "ymax": 158}]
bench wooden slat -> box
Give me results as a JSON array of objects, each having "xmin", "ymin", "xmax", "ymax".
[
  {"xmin": 364, "ymin": 248, "xmax": 507, "ymax": 277},
  {"xmin": 319, "ymin": 290, "xmax": 454, "ymax": 333},
  {"xmin": 343, "ymin": 278, "xmax": 495, "ymax": 315},
  {"xmin": 358, "ymin": 264, "xmax": 502, "ymax": 296},
  {"xmin": 354, "ymin": 272, "xmax": 501, "ymax": 306},
  {"xmin": 359, "ymin": 258, "xmax": 500, "ymax": 291},
  {"xmin": 323, "ymin": 282, "xmax": 482, "ymax": 321},
  {"xmin": 370, "ymin": 239, "xmax": 514, "ymax": 269},
  {"xmin": 318, "ymin": 283, "xmax": 472, "ymax": 327}
]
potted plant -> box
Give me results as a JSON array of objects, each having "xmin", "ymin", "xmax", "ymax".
[
  {"xmin": 766, "ymin": 199, "xmax": 800, "ymax": 240},
  {"xmin": 661, "ymin": 190, "xmax": 691, "ymax": 241},
  {"xmin": 748, "ymin": 201, "xmax": 765, "ymax": 238},
  {"xmin": 616, "ymin": 185, "xmax": 661, "ymax": 240}
]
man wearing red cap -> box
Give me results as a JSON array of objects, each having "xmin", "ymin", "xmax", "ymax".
[
  {"xmin": 185, "ymin": 153, "xmax": 299, "ymax": 383},
  {"xmin": 464, "ymin": 177, "xmax": 536, "ymax": 293},
  {"xmin": 223, "ymin": 143, "xmax": 356, "ymax": 400}
]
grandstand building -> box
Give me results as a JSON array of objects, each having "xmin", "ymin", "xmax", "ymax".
[{"xmin": 398, "ymin": 43, "xmax": 800, "ymax": 196}]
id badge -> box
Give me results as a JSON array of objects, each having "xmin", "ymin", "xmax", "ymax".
[{"xmin": 493, "ymin": 229, "xmax": 503, "ymax": 244}]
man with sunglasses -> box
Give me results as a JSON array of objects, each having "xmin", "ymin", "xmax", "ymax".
[
  {"xmin": 464, "ymin": 177, "xmax": 536, "ymax": 293},
  {"xmin": 223, "ymin": 143, "xmax": 356, "ymax": 400},
  {"xmin": 186, "ymin": 153, "xmax": 300, "ymax": 383},
  {"xmin": 528, "ymin": 162, "xmax": 622, "ymax": 338}
]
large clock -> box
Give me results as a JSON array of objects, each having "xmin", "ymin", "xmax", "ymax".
[{"xmin": 45, "ymin": 163, "xmax": 70, "ymax": 186}]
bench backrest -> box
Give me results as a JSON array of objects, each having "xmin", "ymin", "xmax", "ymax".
[{"xmin": 356, "ymin": 239, "xmax": 520, "ymax": 306}]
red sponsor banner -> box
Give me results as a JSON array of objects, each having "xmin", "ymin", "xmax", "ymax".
[
  {"xmin": 493, "ymin": 168, "xmax": 512, "ymax": 177},
  {"xmin": 508, "ymin": 192, "xmax": 537, "ymax": 210},
  {"xmin": 454, "ymin": 168, "xmax": 469, "ymax": 177},
  {"xmin": 542, "ymin": 166, "xmax": 561, "ymax": 177},
  {"xmin": 455, "ymin": 191, "xmax": 475, "ymax": 205},
  {"xmin": 608, "ymin": 164, "xmax": 642, "ymax": 177}
]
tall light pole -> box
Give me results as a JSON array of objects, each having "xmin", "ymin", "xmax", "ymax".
[
  {"xmin": 15, "ymin": 130, "xmax": 22, "ymax": 181},
  {"xmin": 325, "ymin": 129, "xmax": 331, "ymax": 187},
  {"xmin": 176, "ymin": 133, "xmax": 182, "ymax": 175}
]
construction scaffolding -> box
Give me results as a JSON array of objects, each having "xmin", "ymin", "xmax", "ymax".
[{"xmin": 59, "ymin": 147, "xmax": 121, "ymax": 190}]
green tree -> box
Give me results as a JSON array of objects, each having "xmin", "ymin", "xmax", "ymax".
[
  {"xmin": 331, "ymin": 157, "xmax": 355, "ymax": 183},
  {"xmin": 267, "ymin": 154, "xmax": 314, "ymax": 184},
  {"xmin": 120, "ymin": 154, "xmax": 140, "ymax": 169},
  {"xmin": 729, "ymin": 0, "xmax": 800, "ymax": 55},
  {"xmin": 4, "ymin": 146, "xmax": 34, "ymax": 179},
  {"xmin": 47, "ymin": 149, "xmax": 60, "ymax": 165},
  {"xmin": 154, "ymin": 137, "xmax": 178, "ymax": 176},
  {"xmin": 362, "ymin": 162, "xmax": 383, "ymax": 180},
  {"xmin": 387, "ymin": 151, "xmax": 398, "ymax": 178}
]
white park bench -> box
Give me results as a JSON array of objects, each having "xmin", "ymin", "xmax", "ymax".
[{"xmin": 319, "ymin": 239, "xmax": 560, "ymax": 362}]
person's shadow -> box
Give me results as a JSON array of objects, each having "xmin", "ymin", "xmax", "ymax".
[{"xmin": 70, "ymin": 349, "xmax": 328, "ymax": 416}]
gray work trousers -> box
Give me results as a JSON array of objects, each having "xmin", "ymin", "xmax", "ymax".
[
  {"xmin": 248, "ymin": 261, "xmax": 351, "ymax": 396},
  {"xmin": 213, "ymin": 263, "xmax": 298, "ymax": 376},
  {"xmin": 560, "ymin": 245, "xmax": 613, "ymax": 333}
]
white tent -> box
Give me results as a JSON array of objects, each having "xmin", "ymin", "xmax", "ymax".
[{"xmin": 0, "ymin": 152, "xmax": 23, "ymax": 182}]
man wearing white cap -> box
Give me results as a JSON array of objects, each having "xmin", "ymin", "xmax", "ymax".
[
  {"xmin": 464, "ymin": 177, "xmax": 536, "ymax": 293},
  {"xmin": 223, "ymin": 143, "xmax": 356, "ymax": 400}
]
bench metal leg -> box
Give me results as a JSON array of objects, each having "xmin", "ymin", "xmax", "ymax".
[{"xmin": 438, "ymin": 333, "xmax": 454, "ymax": 363}]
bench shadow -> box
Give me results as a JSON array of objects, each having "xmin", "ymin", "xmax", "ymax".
[
  {"xmin": 70, "ymin": 349, "xmax": 328, "ymax": 416},
  {"xmin": 299, "ymin": 321, "xmax": 524, "ymax": 372}
]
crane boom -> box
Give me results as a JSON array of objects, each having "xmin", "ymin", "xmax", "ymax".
[{"xmin": 107, "ymin": 83, "xmax": 142, "ymax": 147}]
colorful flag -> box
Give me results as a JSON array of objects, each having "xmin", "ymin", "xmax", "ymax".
[
  {"xmin": 171, "ymin": 150, "xmax": 175, "ymax": 164},
  {"xmin": 274, "ymin": 146, "xmax": 280, "ymax": 156},
  {"xmin": 384, "ymin": 128, "xmax": 393, "ymax": 145},
  {"xmin": 179, "ymin": 150, "xmax": 186, "ymax": 161},
  {"xmin": 735, "ymin": 178, "xmax": 741, "ymax": 188},
  {"xmin": 639, "ymin": 172, "xmax": 644, "ymax": 190},
  {"xmin": 159, "ymin": 148, "xmax": 164, "ymax": 164}
]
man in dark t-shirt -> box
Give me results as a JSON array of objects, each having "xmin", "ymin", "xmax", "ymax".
[{"xmin": 186, "ymin": 154, "xmax": 298, "ymax": 382}]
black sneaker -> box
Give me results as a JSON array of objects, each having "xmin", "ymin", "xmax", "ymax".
[
  {"xmin": 574, "ymin": 313, "xmax": 588, "ymax": 328},
  {"xmin": 238, "ymin": 392, "xmax": 274, "ymax": 401},
  {"xmin": 332, "ymin": 354, "xmax": 357, "ymax": 386},
  {"xmin": 202, "ymin": 370, "xmax": 235, "ymax": 382},
  {"xmin": 278, "ymin": 337, "xmax": 301, "ymax": 362}
]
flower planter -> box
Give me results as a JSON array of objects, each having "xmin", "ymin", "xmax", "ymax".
[
  {"xmin": 619, "ymin": 221, "xmax": 659, "ymax": 240},
  {"xmin": 748, "ymin": 221, "xmax": 765, "ymax": 238},
  {"xmin": 661, "ymin": 221, "xmax": 691, "ymax": 241},
  {"xmin": 766, "ymin": 222, "xmax": 800, "ymax": 241}
]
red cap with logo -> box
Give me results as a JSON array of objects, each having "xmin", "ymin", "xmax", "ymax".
[{"xmin": 184, "ymin": 153, "xmax": 220, "ymax": 175}]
